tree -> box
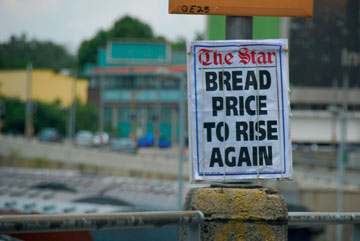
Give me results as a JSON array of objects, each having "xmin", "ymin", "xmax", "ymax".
[
  {"xmin": 75, "ymin": 99, "xmax": 98, "ymax": 133},
  {"xmin": 33, "ymin": 100, "xmax": 67, "ymax": 135},
  {"xmin": 77, "ymin": 15, "xmax": 156, "ymax": 70},
  {"xmin": 171, "ymin": 36, "xmax": 187, "ymax": 50},
  {"xmin": 1, "ymin": 97, "xmax": 25, "ymax": 135},
  {"xmin": 0, "ymin": 34, "xmax": 75, "ymax": 71},
  {"xmin": 108, "ymin": 16, "xmax": 154, "ymax": 39},
  {"xmin": 1, "ymin": 96, "xmax": 98, "ymax": 136}
]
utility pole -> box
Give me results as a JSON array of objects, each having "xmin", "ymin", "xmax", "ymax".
[
  {"xmin": 330, "ymin": 78, "xmax": 339, "ymax": 151},
  {"xmin": 99, "ymin": 70, "xmax": 105, "ymax": 133},
  {"xmin": 0, "ymin": 100, "xmax": 4, "ymax": 134},
  {"xmin": 70, "ymin": 74, "xmax": 77, "ymax": 137},
  {"xmin": 336, "ymin": 73, "xmax": 349, "ymax": 241},
  {"xmin": 130, "ymin": 92, "xmax": 137, "ymax": 140},
  {"xmin": 177, "ymin": 73, "xmax": 186, "ymax": 210},
  {"xmin": 224, "ymin": 16, "xmax": 253, "ymax": 182},
  {"xmin": 66, "ymin": 74, "xmax": 77, "ymax": 170},
  {"xmin": 154, "ymin": 76, "xmax": 162, "ymax": 146},
  {"xmin": 25, "ymin": 62, "xmax": 33, "ymax": 139},
  {"xmin": 226, "ymin": 16, "xmax": 253, "ymax": 39}
]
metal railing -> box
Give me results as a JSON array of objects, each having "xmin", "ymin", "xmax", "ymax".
[
  {"xmin": 288, "ymin": 212, "xmax": 360, "ymax": 224},
  {"xmin": 289, "ymin": 212, "xmax": 360, "ymax": 240},
  {"xmin": 1, "ymin": 211, "xmax": 360, "ymax": 240},
  {"xmin": 0, "ymin": 211, "xmax": 204, "ymax": 241}
]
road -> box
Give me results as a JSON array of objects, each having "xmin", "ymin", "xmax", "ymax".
[
  {"xmin": 0, "ymin": 135, "xmax": 189, "ymax": 179},
  {"xmin": 2, "ymin": 134, "xmax": 360, "ymax": 188}
]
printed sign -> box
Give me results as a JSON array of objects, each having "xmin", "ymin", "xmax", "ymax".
[
  {"xmin": 106, "ymin": 41, "xmax": 171, "ymax": 65},
  {"xmin": 187, "ymin": 40, "xmax": 292, "ymax": 182}
]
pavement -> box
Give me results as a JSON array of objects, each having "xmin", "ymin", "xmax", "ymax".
[
  {"xmin": 1, "ymin": 134, "xmax": 360, "ymax": 192},
  {"xmin": 0, "ymin": 135, "xmax": 189, "ymax": 179}
]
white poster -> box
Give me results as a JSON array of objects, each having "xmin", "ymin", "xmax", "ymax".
[{"xmin": 187, "ymin": 39, "xmax": 292, "ymax": 182}]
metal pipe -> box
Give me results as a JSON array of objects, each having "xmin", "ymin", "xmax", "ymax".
[
  {"xmin": 98, "ymin": 69, "xmax": 105, "ymax": 133},
  {"xmin": 226, "ymin": 16, "xmax": 253, "ymax": 39},
  {"xmin": 3, "ymin": 211, "xmax": 360, "ymax": 235},
  {"xmin": 177, "ymin": 73, "xmax": 186, "ymax": 210},
  {"xmin": 336, "ymin": 73, "xmax": 349, "ymax": 241},
  {"xmin": 25, "ymin": 62, "xmax": 33, "ymax": 138},
  {"xmin": 0, "ymin": 211, "xmax": 204, "ymax": 234},
  {"xmin": 288, "ymin": 212, "xmax": 360, "ymax": 225},
  {"xmin": 66, "ymin": 75, "xmax": 76, "ymax": 170},
  {"xmin": 188, "ymin": 223, "xmax": 201, "ymax": 241}
]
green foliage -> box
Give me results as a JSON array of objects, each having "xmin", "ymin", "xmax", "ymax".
[
  {"xmin": 77, "ymin": 15, "xmax": 157, "ymax": 70},
  {"xmin": 0, "ymin": 34, "xmax": 75, "ymax": 71},
  {"xmin": 8, "ymin": 148, "xmax": 20, "ymax": 162},
  {"xmin": 1, "ymin": 97, "xmax": 25, "ymax": 134},
  {"xmin": 34, "ymin": 157, "xmax": 49, "ymax": 169},
  {"xmin": 109, "ymin": 16, "xmax": 154, "ymax": 39},
  {"xmin": 75, "ymin": 99, "xmax": 98, "ymax": 132},
  {"xmin": 104, "ymin": 123, "xmax": 114, "ymax": 136},
  {"xmin": 171, "ymin": 37, "xmax": 187, "ymax": 50},
  {"xmin": 77, "ymin": 32, "xmax": 107, "ymax": 69},
  {"xmin": 1, "ymin": 96, "xmax": 98, "ymax": 136},
  {"xmin": 33, "ymin": 100, "xmax": 67, "ymax": 135},
  {"xmin": 195, "ymin": 31, "xmax": 206, "ymax": 41}
]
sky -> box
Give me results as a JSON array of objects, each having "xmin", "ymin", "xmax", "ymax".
[{"xmin": 0, "ymin": 0, "xmax": 206, "ymax": 53}]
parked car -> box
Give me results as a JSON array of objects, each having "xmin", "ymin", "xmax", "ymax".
[
  {"xmin": 74, "ymin": 130, "xmax": 93, "ymax": 147},
  {"xmin": 158, "ymin": 139, "xmax": 171, "ymax": 148},
  {"xmin": 93, "ymin": 132, "xmax": 110, "ymax": 147},
  {"xmin": 108, "ymin": 138, "xmax": 137, "ymax": 154},
  {"xmin": 38, "ymin": 128, "xmax": 62, "ymax": 142},
  {"xmin": 138, "ymin": 134, "xmax": 154, "ymax": 147}
]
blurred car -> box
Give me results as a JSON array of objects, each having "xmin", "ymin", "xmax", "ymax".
[
  {"xmin": 138, "ymin": 134, "xmax": 154, "ymax": 147},
  {"xmin": 93, "ymin": 132, "xmax": 110, "ymax": 147},
  {"xmin": 158, "ymin": 139, "xmax": 171, "ymax": 148},
  {"xmin": 108, "ymin": 138, "xmax": 137, "ymax": 154},
  {"xmin": 38, "ymin": 128, "xmax": 62, "ymax": 142},
  {"xmin": 74, "ymin": 130, "xmax": 93, "ymax": 147}
]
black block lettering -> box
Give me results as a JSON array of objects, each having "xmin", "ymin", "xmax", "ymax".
[
  {"xmin": 205, "ymin": 72, "xmax": 217, "ymax": 91},
  {"xmin": 210, "ymin": 147, "xmax": 224, "ymax": 167}
]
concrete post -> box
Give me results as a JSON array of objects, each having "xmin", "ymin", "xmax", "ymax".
[{"xmin": 180, "ymin": 187, "xmax": 288, "ymax": 241}]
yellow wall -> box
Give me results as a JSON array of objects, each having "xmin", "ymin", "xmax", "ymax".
[{"xmin": 0, "ymin": 70, "xmax": 88, "ymax": 107}]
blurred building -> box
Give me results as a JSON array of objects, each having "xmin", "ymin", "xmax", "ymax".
[
  {"xmin": 205, "ymin": 0, "xmax": 360, "ymax": 146},
  {"xmin": 207, "ymin": 0, "xmax": 360, "ymax": 88},
  {"xmin": 87, "ymin": 43, "xmax": 186, "ymax": 144},
  {"xmin": 0, "ymin": 69, "xmax": 88, "ymax": 107},
  {"xmin": 87, "ymin": 0, "xmax": 360, "ymax": 146}
]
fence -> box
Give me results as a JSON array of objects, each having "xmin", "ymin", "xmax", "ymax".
[
  {"xmin": 1, "ymin": 211, "xmax": 360, "ymax": 241},
  {"xmin": 0, "ymin": 211, "xmax": 203, "ymax": 240},
  {"xmin": 289, "ymin": 212, "xmax": 360, "ymax": 241}
]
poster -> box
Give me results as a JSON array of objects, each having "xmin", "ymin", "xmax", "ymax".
[{"xmin": 187, "ymin": 39, "xmax": 292, "ymax": 182}]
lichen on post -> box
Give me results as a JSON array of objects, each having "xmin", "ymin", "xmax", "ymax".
[{"xmin": 179, "ymin": 187, "xmax": 288, "ymax": 241}]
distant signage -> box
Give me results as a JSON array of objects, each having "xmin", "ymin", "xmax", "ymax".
[
  {"xmin": 341, "ymin": 48, "xmax": 360, "ymax": 68},
  {"xmin": 169, "ymin": 0, "xmax": 314, "ymax": 17},
  {"xmin": 107, "ymin": 41, "xmax": 171, "ymax": 65},
  {"xmin": 187, "ymin": 40, "xmax": 292, "ymax": 182}
]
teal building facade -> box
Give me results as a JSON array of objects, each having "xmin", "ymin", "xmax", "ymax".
[{"xmin": 87, "ymin": 43, "xmax": 186, "ymax": 145}]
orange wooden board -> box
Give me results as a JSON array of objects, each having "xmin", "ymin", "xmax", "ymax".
[{"xmin": 169, "ymin": 0, "xmax": 314, "ymax": 17}]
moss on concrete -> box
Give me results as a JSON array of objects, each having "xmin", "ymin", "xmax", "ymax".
[{"xmin": 181, "ymin": 187, "xmax": 288, "ymax": 241}]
